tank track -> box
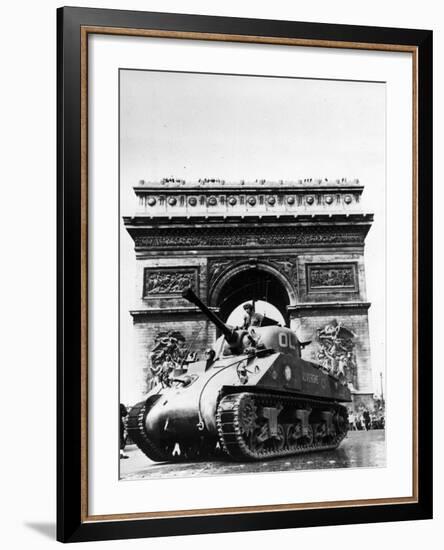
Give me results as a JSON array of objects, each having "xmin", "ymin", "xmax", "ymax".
[
  {"xmin": 216, "ymin": 392, "xmax": 348, "ymax": 461},
  {"xmin": 126, "ymin": 400, "xmax": 172, "ymax": 462}
]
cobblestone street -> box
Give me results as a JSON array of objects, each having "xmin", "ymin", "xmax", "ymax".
[{"xmin": 120, "ymin": 429, "xmax": 385, "ymax": 481}]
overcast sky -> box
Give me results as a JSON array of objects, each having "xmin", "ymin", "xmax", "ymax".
[{"xmin": 120, "ymin": 69, "xmax": 386, "ymax": 402}]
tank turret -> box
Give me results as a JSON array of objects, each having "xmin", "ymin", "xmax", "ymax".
[
  {"xmin": 127, "ymin": 288, "xmax": 351, "ymax": 463},
  {"xmin": 182, "ymin": 287, "xmax": 301, "ymax": 357}
]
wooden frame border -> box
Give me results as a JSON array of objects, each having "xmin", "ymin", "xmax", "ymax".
[{"xmin": 57, "ymin": 7, "xmax": 432, "ymax": 542}]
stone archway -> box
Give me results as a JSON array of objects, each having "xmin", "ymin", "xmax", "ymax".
[{"xmin": 210, "ymin": 262, "xmax": 295, "ymax": 326}]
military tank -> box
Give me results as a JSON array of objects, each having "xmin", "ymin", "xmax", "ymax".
[{"xmin": 127, "ymin": 288, "xmax": 351, "ymax": 462}]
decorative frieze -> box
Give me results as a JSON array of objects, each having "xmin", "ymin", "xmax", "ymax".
[
  {"xmin": 143, "ymin": 267, "xmax": 199, "ymax": 297},
  {"xmin": 307, "ymin": 263, "xmax": 358, "ymax": 293},
  {"xmin": 134, "ymin": 226, "xmax": 368, "ymax": 250}
]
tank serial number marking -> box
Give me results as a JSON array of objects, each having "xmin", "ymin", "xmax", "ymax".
[
  {"xmin": 302, "ymin": 372, "xmax": 319, "ymax": 384},
  {"xmin": 278, "ymin": 332, "xmax": 298, "ymax": 349}
]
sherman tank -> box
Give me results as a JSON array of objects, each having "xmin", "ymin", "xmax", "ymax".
[{"xmin": 127, "ymin": 288, "xmax": 351, "ymax": 462}]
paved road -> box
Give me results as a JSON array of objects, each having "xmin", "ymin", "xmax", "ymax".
[{"xmin": 120, "ymin": 429, "xmax": 385, "ymax": 481}]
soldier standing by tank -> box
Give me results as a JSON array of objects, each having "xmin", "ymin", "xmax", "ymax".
[{"xmin": 120, "ymin": 403, "xmax": 129, "ymax": 459}]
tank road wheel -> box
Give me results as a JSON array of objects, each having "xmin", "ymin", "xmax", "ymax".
[
  {"xmin": 286, "ymin": 423, "xmax": 302, "ymax": 448},
  {"xmin": 216, "ymin": 393, "xmax": 348, "ymax": 461},
  {"xmin": 248, "ymin": 425, "xmax": 266, "ymax": 454},
  {"xmin": 272, "ymin": 424, "xmax": 286, "ymax": 452},
  {"xmin": 246, "ymin": 421, "xmax": 286, "ymax": 454},
  {"xmin": 287, "ymin": 422, "xmax": 314, "ymax": 449},
  {"xmin": 313, "ymin": 422, "xmax": 327, "ymax": 444},
  {"xmin": 216, "ymin": 393, "xmax": 265, "ymax": 460},
  {"xmin": 304, "ymin": 425, "xmax": 314, "ymax": 447}
]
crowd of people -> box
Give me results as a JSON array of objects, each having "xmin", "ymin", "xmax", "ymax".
[{"xmin": 348, "ymin": 408, "xmax": 385, "ymax": 431}]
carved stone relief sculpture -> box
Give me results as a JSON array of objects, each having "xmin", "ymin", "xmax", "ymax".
[
  {"xmin": 313, "ymin": 319, "xmax": 358, "ymax": 389},
  {"xmin": 143, "ymin": 268, "xmax": 198, "ymax": 297},
  {"xmin": 307, "ymin": 263, "xmax": 358, "ymax": 292},
  {"xmin": 148, "ymin": 331, "xmax": 196, "ymax": 388}
]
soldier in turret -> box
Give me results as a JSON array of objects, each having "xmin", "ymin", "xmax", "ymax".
[
  {"xmin": 241, "ymin": 303, "xmax": 264, "ymax": 328},
  {"xmin": 242, "ymin": 302, "xmax": 282, "ymax": 329}
]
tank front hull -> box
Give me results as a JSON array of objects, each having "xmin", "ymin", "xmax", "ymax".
[{"xmin": 143, "ymin": 357, "xmax": 251, "ymax": 441}]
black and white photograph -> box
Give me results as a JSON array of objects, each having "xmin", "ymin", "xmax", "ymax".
[
  {"xmin": 0, "ymin": 0, "xmax": 437, "ymax": 545},
  {"xmin": 119, "ymin": 69, "xmax": 386, "ymax": 481}
]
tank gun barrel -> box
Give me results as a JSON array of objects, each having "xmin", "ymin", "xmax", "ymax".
[{"xmin": 182, "ymin": 287, "xmax": 236, "ymax": 343}]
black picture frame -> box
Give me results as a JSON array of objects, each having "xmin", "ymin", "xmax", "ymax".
[{"xmin": 57, "ymin": 6, "xmax": 433, "ymax": 543}]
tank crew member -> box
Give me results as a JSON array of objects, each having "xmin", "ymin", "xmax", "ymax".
[{"xmin": 242, "ymin": 303, "xmax": 264, "ymax": 328}]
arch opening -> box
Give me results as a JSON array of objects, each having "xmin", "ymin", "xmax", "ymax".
[
  {"xmin": 214, "ymin": 267, "xmax": 291, "ymax": 326},
  {"xmin": 226, "ymin": 300, "xmax": 286, "ymax": 328}
]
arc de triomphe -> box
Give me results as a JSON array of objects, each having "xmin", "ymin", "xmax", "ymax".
[{"xmin": 123, "ymin": 177, "xmax": 374, "ymax": 410}]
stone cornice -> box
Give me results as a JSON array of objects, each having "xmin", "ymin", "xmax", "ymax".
[
  {"xmin": 288, "ymin": 302, "xmax": 371, "ymax": 312},
  {"xmin": 131, "ymin": 178, "xmax": 367, "ymax": 217},
  {"xmin": 124, "ymin": 213, "xmax": 374, "ymax": 227},
  {"xmin": 130, "ymin": 307, "xmax": 219, "ymax": 318}
]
